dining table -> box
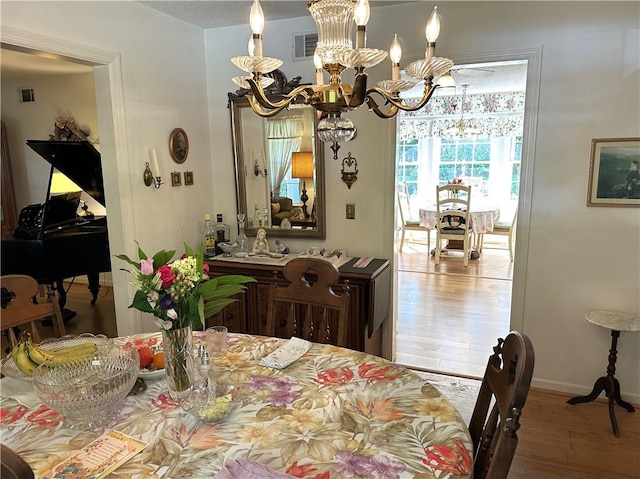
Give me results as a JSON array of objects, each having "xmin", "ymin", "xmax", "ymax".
[{"xmin": 0, "ymin": 332, "xmax": 473, "ymax": 479}]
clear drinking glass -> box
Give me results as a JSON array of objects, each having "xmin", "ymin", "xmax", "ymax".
[{"xmin": 206, "ymin": 326, "xmax": 228, "ymax": 358}]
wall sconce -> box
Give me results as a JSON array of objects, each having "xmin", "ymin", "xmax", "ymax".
[
  {"xmin": 143, "ymin": 162, "xmax": 162, "ymax": 189},
  {"xmin": 291, "ymin": 151, "xmax": 314, "ymax": 217},
  {"xmin": 144, "ymin": 147, "xmax": 162, "ymax": 188},
  {"xmin": 341, "ymin": 152, "xmax": 358, "ymax": 189},
  {"xmin": 254, "ymin": 158, "xmax": 268, "ymax": 178}
]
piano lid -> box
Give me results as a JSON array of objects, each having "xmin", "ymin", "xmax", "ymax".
[{"xmin": 26, "ymin": 140, "xmax": 106, "ymax": 207}]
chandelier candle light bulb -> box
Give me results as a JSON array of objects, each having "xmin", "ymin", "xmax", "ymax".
[
  {"xmin": 390, "ymin": 34, "xmax": 402, "ymax": 81},
  {"xmin": 354, "ymin": 0, "xmax": 370, "ymax": 49},
  {"xmin": 425, "ymin": 6, "xmax": 440, "ymax": 60},
  {"xmin": 249, "ymin": 0, "xmax": 264, "ymax": 57},
  {"xmin": 314, "ymin": 46, "xmax": 324, "ymax": 85}
]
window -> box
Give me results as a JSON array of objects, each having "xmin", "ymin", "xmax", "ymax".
[
  {"xmin": 439, "ymin": 137, "xmax": 492, "ymax": 185},
  {"xmin": 511, "ymin": 136, "xmax": 523, "ymax": 199},
  {"xmin": 397, "ymin": 139, "xmax": 419, "ymax": 196}
]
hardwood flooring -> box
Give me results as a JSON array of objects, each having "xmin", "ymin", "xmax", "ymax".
[{"xmin": 396, "ymin": 236, "xmax": 513, "ymax": 377}]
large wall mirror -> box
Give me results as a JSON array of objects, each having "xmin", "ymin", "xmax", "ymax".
[{"xmin": 229, "ymin": 74, "xmax": 325, "ymax": 239}]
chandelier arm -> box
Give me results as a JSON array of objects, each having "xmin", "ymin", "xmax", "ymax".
[
  {"xmin": 367, "ymin": 82, "xmax": 438, "ymax": 118},
  {"xmin": 246, "ymin": 78, "xmax": 315, "ymax": 111},
  {"xmin": 247, "ymin": 95, "xmax": 291, "ymax": 117},
  {"xmin": 345, "ymin": 72, "xmax": 368, "ymax": 108},
  {"xmin": 365, "ymin": 96, "xmax": 400, "ymax": 119}
]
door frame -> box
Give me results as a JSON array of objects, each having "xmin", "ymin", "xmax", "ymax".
[
  {"xmin": 0, "ymin": 26, "xmax": 143, "ymax": 335},
  {"xmin": 390, "ymin": 46, "xmax": 542, "ymax": 361}
]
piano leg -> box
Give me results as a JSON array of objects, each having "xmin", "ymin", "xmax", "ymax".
[
  {"xmin": 87, "ymin": 272, "xmax": 101, "ymax": 305},
  {"xmin": 53, "ymin": 278, "xmax": 77, "ymax": 323}
]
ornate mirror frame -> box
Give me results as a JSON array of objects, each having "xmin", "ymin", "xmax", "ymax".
[{"xmin": 229, "ymin": 71, "xmax": 326, "ymax": 239}]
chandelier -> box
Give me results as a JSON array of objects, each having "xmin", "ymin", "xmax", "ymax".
[
  {"xmin": 231, "ymin": 0, "xmax": 454, "ymax": 159},
  {"xmin": 445, "ymin": 84, "xmax": 482, "ymax": 138}
]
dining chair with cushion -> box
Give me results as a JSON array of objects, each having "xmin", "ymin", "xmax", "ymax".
[
  {"xmin": 0, "ymin": 274, "xmax": 66, "ymax": 347},
  {"xmin": 477, "ymin": 206, "xmax": 518, "ymax": 262},
  {"xmin": 1, "ymin": 443, "xmax": 34, "ymax": 479},
  {"xmin": 434, "ymin": 183, "xmax": 473, "ymax": 266},
  {"xmin": 266, "ymin": 257, "xmax": 349, "ymax": 347},
  {"xmin": 398, "ymin": 182, "xmax": 431, "ymax": 252},
  {"xmin": 469, "ymin": 331, "xmax": 535, "ymax": 479}
]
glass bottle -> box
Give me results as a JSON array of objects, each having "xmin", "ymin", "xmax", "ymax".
[
  {"xmin": 237, "ymin": 213, "xmax": 249, "ymax": 253},
  {"xmin": 213, "ymin": 214, "xmax": 230, "ymax": 255},
  {"xmin": 204, "ymin": 214, "xmax": 215, "ymax": 257},
  {"xmin": 253, "ymin": 205, "xmax": 261, "ymax": 228},
  {"xmin": 262, "ymin": 207, "xmax": 270, "ymax": 228}
]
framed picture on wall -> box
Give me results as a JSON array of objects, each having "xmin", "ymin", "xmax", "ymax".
[
  {"xmin": 587, "ymin": 138, "xmax": 640, "ymax": 207},
  {"xmin": 171, "ymin": 171, "xmax": 182, "ymax": 187},
  {"xmin": 169, "ymin": 128, "xmax": 189, "ymax": 164}
]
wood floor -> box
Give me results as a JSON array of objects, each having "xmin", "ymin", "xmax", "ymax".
[{"xmin": 396, "ymin": 235, "xmax": 513, "ymax": 377}]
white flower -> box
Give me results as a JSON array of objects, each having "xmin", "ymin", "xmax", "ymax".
[
  {"xmin": 167, "ymin": 309, "xmax": 178, "ymax": 320},
  {"xmin": 152, "ymin": 317, "xmax": 164, "ymax": 329},
  {"xmin": 161, "ymin": 320, "xmax": 173, "ymax": 330}
]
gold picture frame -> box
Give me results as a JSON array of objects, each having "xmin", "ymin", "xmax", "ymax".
[
  {"xmin": 587, "ymin": 137, "xmax": 640, "ymax": 207},
  {"xmin": 169, "ymin": 128, "xmax": 189, "ymax": 164},
  {"xmin": 184, "ymin": 171, "xmax": 194, "ymax": 186},
  {"xmin": 171, "ymin": 171, "xmax": 182, "ymax": 187}
]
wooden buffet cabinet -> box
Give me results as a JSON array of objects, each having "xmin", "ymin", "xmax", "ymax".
[{"xmin": 205, "ymin": 256, "xmax": 391, "ymax": 356}]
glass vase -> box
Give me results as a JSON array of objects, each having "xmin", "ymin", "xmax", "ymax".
[
  {"xmin": 162, "ymin": 325, "xmax": 196, "ymax": 402},
  {"xmin": 237, "ymin": 213, "xmax": 249, "ymax": 253}
]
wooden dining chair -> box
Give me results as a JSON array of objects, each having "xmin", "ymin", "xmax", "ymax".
[
  {"xmin": 398, "ymin": 181, "xmax": 431, "ymax": 252},
  {"xmin": 0, "ymin": 274, "xmax": 66, "ymax": 347},
  {"xmin": 469, "ymin": 331, "xmax": 535, "ymax": 479},
  {"xmin": 477, "ymin": 206, "xmax": 518, "ymax": 262},
  {"xmin": 266, "ymin": 257, "xmax": 350, "ymax": 347},
  {"xmin": 0, "ymin": 444, "xmax": 34, "ymax": 479},
  {"xmin": 434, "ymin": 183, "xmax": 473, "ymax": 266}
]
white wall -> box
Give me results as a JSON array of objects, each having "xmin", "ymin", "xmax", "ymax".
[
  {"xmin": 1, "ymin": 1, "xmax": 213, "ymax": 336},
  {"xmin": 2, "ymin": 1, "xmax": 638, "ymax": 401},
  {"xmin": 1, "ymin": 72, "xmax": 100, "ymax": 212},
  {"xmin": 206, "ymin": 1, "xmax": 640, "ymax": 401}
]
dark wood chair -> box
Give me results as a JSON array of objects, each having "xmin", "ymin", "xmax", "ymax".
[
  {"xmin": 0, "ymin": 444, "xmax": 34, "ymax": 479},
  {"xmin": 468, "ymin": 331, "xmax": 535, "ymax": 479},
  {"xmin": 0, "ymin": 274, "xmax": 66, "ymax": 346},
  {"xmin": 266, "ymin": 258, "xmax": 349, "ymax": 347}
]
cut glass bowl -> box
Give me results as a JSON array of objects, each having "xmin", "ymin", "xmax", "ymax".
[
  {"xmin": 377, "ymin": 79, "xmax": 417, "ymax": 93},
  {"xmin": 334, "ymin": 48, "xmax": 388, "ymax": 69},
  {"xmin": 189, "ymin": 384, "xmax": 240, "ymax": 425},
  {"xmin": 1, "ymin": 334, "xmax": 111, "ymax": 381},
  {"xmin": 32, "ymin": 343, "xmax": 139, "ymax": 430}
]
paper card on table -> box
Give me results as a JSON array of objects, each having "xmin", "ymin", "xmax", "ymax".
[
  {"xmin": 41, "ymin": 430, "xmax": 147, "ymax": 479},
  {"xmin": 259, "ymin": 337, "xmax": 312, "ymax": 369}
]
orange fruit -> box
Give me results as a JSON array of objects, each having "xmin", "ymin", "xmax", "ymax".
[
  {"xmin": 152, "ymin": 351, "xmax": 165, "ymax": 370},
  {"xmin": 138, "ymin": 347, "xmax": 154, "ymax": 368}
]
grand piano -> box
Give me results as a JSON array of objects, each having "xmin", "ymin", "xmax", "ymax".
[{"xmin": 1, "ymin": 140, "xmax": 111, "ymax": 319}]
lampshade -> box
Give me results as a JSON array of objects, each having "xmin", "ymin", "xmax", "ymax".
[
  {"xmin": 291, "ymin": 152, "xmax": 314, "ymax": 178},
  {"xmin": 50, "ymin": 170, "xmax": 82, "ymax": 194}
]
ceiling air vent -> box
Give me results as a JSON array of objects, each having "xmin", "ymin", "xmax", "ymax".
[
  {"xmin": 292, "ymin": 32, "xmax": 318, "ymax": 61},
  {"xmin": 19, "ymin": 88, "xmax": 35, "ymax": 103}
]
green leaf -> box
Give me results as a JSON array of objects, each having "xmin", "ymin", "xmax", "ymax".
[
  {"xmin": 203, "ymin": 298, "xmax": 236, "ymax": 317},
  {"xmin": 135, "ymin": 240, "xmax": 147, "ymax": 260},
  {"xmin": 114, "ymin": 254, "xmax": 139, "ymax": 269},
  {"xmin": 129, "ymin": 290, "xmax": 154, "ymax": 313},
  {"xmin": 153, "ymin": 250, "xmax": 175, "ymax": 269},
  {"xmin": 215, "ymin": 275, "xmax": 256, "ymax": 285}
]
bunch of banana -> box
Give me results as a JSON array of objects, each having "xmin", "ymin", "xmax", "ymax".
[{"xmin": 10, "ymin": 337, "xmax": 98, "ymax": 377}]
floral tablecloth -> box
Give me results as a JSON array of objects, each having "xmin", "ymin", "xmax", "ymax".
[{"xmin": 0, "ymin": 333, "xmax": 472, "ymax": 479}]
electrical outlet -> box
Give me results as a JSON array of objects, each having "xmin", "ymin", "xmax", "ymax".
[{"xmin": 346, "ymin": 203, "xmax": 355, "ymax": 219}]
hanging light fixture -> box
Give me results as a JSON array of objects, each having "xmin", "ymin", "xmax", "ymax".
[
  {"xmin": 445, "ymin": 84, "xmax": 482, "ymax": 138},
  {"xmin": 231, "ymin": 0, "xmax": 454, "ymax": 160}
]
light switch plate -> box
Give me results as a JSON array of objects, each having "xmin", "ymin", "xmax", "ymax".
[{"xmin": 346, "ymin": 203, "xmax": 355, "ymax": 219}]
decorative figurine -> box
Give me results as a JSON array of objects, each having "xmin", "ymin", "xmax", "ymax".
[{"xmin": 251, "ymin": 227, "xmax": 270, "ymax": 254}]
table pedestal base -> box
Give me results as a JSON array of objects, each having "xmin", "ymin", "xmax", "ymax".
[{"xmin": 566, "ymin": 329, "xmax": 635, "ymax": 437}]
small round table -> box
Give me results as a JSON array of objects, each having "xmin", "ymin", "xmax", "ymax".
[{"xmin": 567, "ymin": 310, "xmax": 639, "ymax": 437}]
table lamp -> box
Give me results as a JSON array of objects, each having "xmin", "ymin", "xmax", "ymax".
[{"xmin": 291, "ymin": 151, "xmax": 314, "ymax": 218}]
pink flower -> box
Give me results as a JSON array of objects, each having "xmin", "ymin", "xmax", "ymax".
[
  {"xmin": 140, "ymin": 258, "xmax": 154, "ymax": 275},
  {"xmin": 203, "ymin": 263, "xmax": 209, "ymax": 274},
  {"xmin": 157, "ymin": 264, "xmax": 176, "ymax": 289}
]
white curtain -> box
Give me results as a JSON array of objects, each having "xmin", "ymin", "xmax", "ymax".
[{"xmin": 267, "ymin": 116, "xmax": 303, "ymax": 197}]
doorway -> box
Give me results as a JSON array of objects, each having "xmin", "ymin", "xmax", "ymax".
[{"xmin": 394, "ymin": 58, "xmax": 531, "ymax": 378}]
